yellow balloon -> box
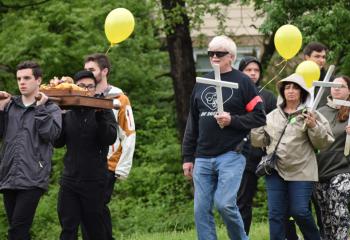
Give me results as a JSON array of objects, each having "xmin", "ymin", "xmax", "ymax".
[
  {"xmin": 295, "ymin": 60, "xmax": 321, "ymax": 88},
  {"xmin": 274, "ymin": 24, "xmax": 302, "ymax": 60},
  {"xmin": 104, "ymin": 8, "xmax": 135, "ymax": 45}
]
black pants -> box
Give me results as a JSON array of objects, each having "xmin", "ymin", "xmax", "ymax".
[
  {"xmin": 58, "ymin": 179, "xmax": 107, "ymax": 240},
  {"xmin": 81, "ymin": 171, "xmax": 116, "ymax": 240},
  {"xmin": 237, "ymin": 169, "xmax": 299, "ymax": 239},
  {"xmin": 237, "ymin": 170, "xmax": 258, "ymax": 234},
  {"xmin": 312, "ymin": 190, "xmax": 324, "ymax": 238},
  {"xmin": 2, "ymin": 188, "xmax": 44, "ymax": 240}
]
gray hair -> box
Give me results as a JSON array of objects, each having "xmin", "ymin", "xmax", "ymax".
[{"xmin": 208, "ymin": 35, "xmax": 237, "ymax": 62}]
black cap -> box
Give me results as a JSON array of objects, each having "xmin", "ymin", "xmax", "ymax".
[{"xmin": 73, "ymin": 70, "xmax": 96, "ymax": 84}]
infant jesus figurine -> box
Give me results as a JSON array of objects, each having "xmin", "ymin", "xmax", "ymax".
[{"xmin": 40, "ymin": 76, "xmax": 93, "ymax": 96}]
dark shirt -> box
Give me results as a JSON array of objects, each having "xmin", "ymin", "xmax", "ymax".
[
  {"xmin": 182, "ymin": 68, "xmax": 266, "ymax": 163},
  {"xmin": 317, "ymin": 103, "xmax": 350, "ymax": 182}
]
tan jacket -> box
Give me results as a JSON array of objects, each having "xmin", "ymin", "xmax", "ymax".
[{"xmin": 251, "ymin": 106, "xmax": 334, "ymax": 181}]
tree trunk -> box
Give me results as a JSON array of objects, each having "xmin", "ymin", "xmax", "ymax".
[
  {"xmin": 260, "ymin": 33, "xmax": 275, "ymax": 70},
  {"xmin": 161, "ymin": 0, "xmax": 197, "ymax": 140}
]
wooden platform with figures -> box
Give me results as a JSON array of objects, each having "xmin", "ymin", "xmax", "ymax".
[
  {"xmin": 42, "ymin": 94, "xmax": 115, "ymax": 110},
  {"xmin": 39, "ymin": 78, "xmax": 117, "ymax": 109}
]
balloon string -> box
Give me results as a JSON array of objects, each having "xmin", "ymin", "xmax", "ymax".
[
  {"xmin": 105, "ymin": 45, "xmax": 112, "ymax": 55},
  {"xmin": 259, "ymin": 60, "xmax": 288, "ymax": 93},
  {"xmin": 276, "ymin": 59, "xmax": 286, "ymax": 66}
]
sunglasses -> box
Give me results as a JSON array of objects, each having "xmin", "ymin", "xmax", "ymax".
[{"xmin": 207, "ymin": 51, "xmax": 229, "ymax": 58}]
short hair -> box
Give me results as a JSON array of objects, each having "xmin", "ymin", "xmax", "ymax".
[
  {"xmin": 208, "ymin": 35, "xmax": 237, "ymax": 62},
  {"xmin": 16, "ymin": 61, "xmax": 42, "ymax": 79},
  {"xmin": 303, "ymin": 42, "xmax": 328, "ymax": 56},
  {"xmin": 84, "ymin": 53, "xmax": 111, "ymax": 76}
]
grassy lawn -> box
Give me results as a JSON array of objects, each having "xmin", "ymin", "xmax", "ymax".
[{"xmin": 120, "ymin": 222, "xmax": 270, "ymax": 240}]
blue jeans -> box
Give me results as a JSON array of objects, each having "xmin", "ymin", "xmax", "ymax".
[
  {"xmin": 266, "ymin": 171, "xmax": 320, "ymax": 240},
  {"xmin": 193, "ymin": 151, "xmax": 248, "ymax": 240}
]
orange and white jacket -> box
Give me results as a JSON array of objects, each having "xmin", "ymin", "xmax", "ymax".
[{"xmin": 107, "ymin": 86, "xmax": 136, "ymax": 179}]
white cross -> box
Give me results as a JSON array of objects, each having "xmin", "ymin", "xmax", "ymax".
[
  {"xmin": 301, "ymin": 65, "xmax": 337, "ymax": 130},
  {"xmin": 196, "ymin": 64, "xmax": 239, "ymax": 114},
  {"xmin": 332, "ymin": 99, "xmax": 350, "ymax": 156},
  {"xmin": 310, "ymin": 65, "xmax": 335, "ymax": 111}
]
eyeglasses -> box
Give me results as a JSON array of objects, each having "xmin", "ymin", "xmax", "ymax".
[
  {"xmin": 77, "ymin": 83, "xmax": 96, "ymax": 91},
  {"xmin": 207, "ymin": 51, "xmax": 229, "ymax": 58}
]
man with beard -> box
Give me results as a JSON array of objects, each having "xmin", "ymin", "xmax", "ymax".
[{"xmin": 83, "ymin": 53, "xmax": 136, "ymax": 240}]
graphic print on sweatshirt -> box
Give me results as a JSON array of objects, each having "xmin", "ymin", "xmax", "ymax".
[{"xmin": 200, "ymin": 86, "xmax": 234, "ymax": 112}]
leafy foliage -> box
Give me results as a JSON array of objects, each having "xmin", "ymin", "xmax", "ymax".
[
  {"xmin": 3, "ymin": 0, "xmax": 350, "ymax": 238},
  {"xmin": 0, "ymin": 0, "xmax": 194, "ymax": 238},
  {"xmin": 250, "ymin": 0, "xmax": 350, "ymax": 76}
]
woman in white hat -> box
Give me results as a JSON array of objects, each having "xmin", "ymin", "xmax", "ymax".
[{"xmin": 251, "ymin": 73, "xmax": 334, "ymax": 240}]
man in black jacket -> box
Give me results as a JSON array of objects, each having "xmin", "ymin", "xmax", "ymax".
[
  {"xmin": 0, "ymin": 61, "xmax": 62, "ymax": 240},
  {"xmin": 237, "ymin": 56, "xmax": 277, "ymax": 235},
  {"xmin": 182, "ymin": 36, "xmax": 266, "ymax": 240},
  {"xmin": 55, "ymin": 70, "xmax": 118, "ymax": 240}
]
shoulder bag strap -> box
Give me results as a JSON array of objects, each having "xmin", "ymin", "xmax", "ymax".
[{"xmin": 272, "ymin": 120, "xmax": 289, "ymax": 152}]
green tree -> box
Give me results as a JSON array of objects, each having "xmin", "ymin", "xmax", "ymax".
[
  {"xmin": 0, "ymin": 0, "xmax": 194, "ymax": 238},
  {"xmin": 157, "ymin": 0, "xmax": 240, "ymax": 138},
  {"xmin": 245, "ymin": 0, "xmax": 350, "ymax": 75}
]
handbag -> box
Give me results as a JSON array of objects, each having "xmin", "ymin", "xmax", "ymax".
[{"xmin": 255, "ymin": 122, "xmax": 288, "ymax": 177}]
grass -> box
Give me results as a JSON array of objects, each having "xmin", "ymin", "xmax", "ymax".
[{"xmin": 120, "ymin": 222, "xmax": 270, "ymax": 240}]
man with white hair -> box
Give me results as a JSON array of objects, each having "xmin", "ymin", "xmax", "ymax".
[{"xmin": 182, "ymin": 35, "xmax": 266, "ymax": 240}]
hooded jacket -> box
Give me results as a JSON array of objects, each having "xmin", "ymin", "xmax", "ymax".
[
  {"xmin": 239, "ymin": 56, "xmax": 277, "ymax": 172},
  {"xmin": 251, "ymin": 74, "xmax": 334, "ymax": 181},
  {"xmin": 238, "ymin": 56, "xmax": 277, "ymax": 113},
  {"xmin": 55, "ymin": 108, "xmax": 118, "ymax": 182},
  {"xmin": 317, "ymin": 96, "xmax": 350, "ymax": 182},
  {"xmin": 0, "ymin": 96, "xmax": 62, "ymax": 191}
]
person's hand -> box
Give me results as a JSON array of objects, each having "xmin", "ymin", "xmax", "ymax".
[
  {"xmin": 346, "ymin": 125, "xmax": 350, "ymax": 135},
  {"xmin": 183, "ymin": 162, "xmax": 194, "ymax": 180},
  {"xmin": 303, "ymin": 111, "xmax": 316, "ymax": 128},
  {"xmin": 0, "ymin": 91, "xmax": 11, "ymax": 111},
  {"xmin": 214, "ymin": 111, "xmax": 231, "ymax": 128},
  {"xmin": 36, "ymin": 92, "xmax": 48, "ymax": 106}
]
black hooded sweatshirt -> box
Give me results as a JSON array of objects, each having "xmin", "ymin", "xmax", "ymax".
[
  {"xmin": 239, "ymin": 56, "xmax": 277, "ymax": 172},
  {"xmin": 54, "ymin": 108, "xmax": 118, "ymax": 182},
  {"xmin": 182, "ymin": 68, "xmax": 266, "ymax": 163}
]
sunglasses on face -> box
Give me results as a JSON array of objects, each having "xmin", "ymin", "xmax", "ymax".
[
  {"xmin": 207, "ymin": 51, "xmax": 229, "ymax": 58},
  {"xmin": 77, "ymin": 83, "xmax": 96, "ymax": 91}
]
